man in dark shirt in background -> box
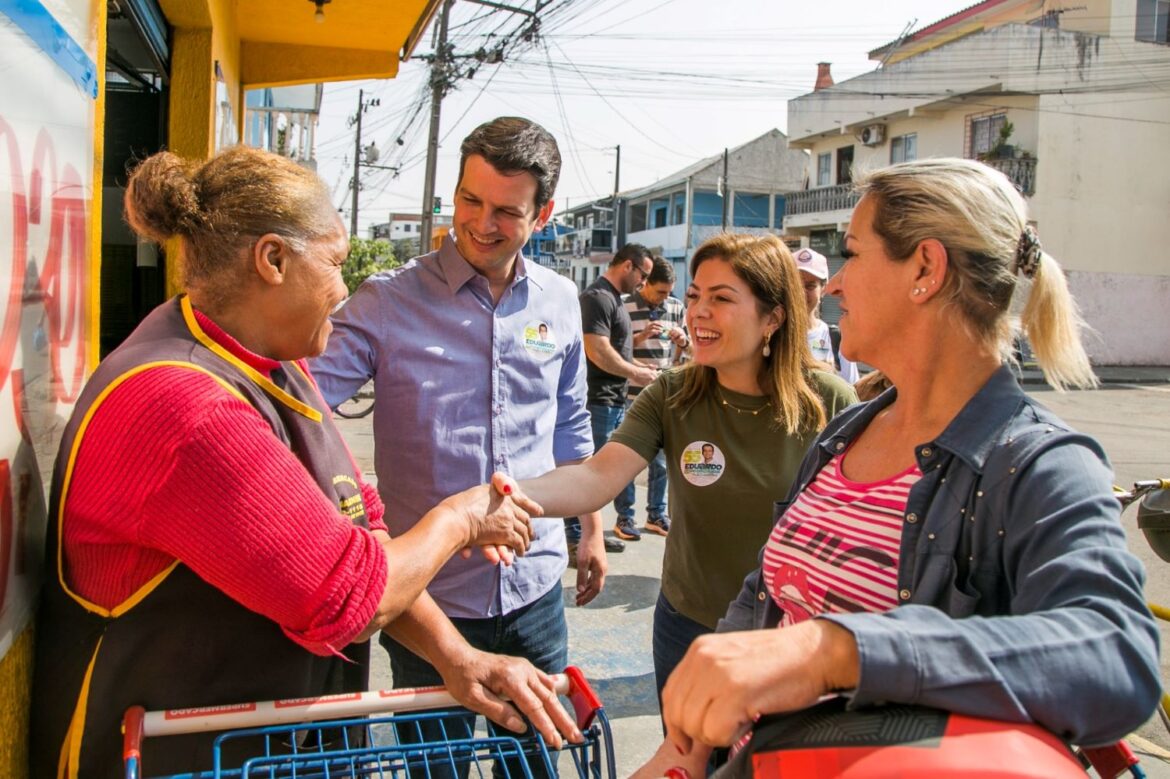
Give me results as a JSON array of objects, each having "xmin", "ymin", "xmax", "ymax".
[{"xmin": 565, "ymin": 244, "xmax": 658, "ymax": 545}]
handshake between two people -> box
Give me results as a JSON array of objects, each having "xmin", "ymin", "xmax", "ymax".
[{"xmin": 445, "ymin": 472, "xmax": 544, "ymax": 566}]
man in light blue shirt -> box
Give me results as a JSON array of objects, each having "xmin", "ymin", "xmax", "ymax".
[{"xmin": 311, "ymin": 119, "xmax": 608, "ymax": 722}]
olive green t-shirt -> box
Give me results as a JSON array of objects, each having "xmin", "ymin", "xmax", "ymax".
[{"xmin": 609, "ymin": 369, "xmax": 857, "ymax": 629}]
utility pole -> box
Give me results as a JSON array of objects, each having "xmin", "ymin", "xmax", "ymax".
[
  {"xmin": 611, "ymin": 144, "xmax": 620, "ymax": 250},
  {"xmin": 720, "ymin": 147, "xmax": 729, "ymax": 231},
  {"xmin": 348, "ymin": 90, "xmax": 385, "ymax": 237},
  {"xmin": 420, "ymin": 0, "xmax": 453, "ymax": 253},
  {"xmin": 351, "ymin": 88, "xmax": 364, "ymax": 238}
]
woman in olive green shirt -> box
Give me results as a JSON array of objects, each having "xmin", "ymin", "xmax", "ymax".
[{"xmin": 516, "ymin": 233, "xmax": 856, "ymax": 702}]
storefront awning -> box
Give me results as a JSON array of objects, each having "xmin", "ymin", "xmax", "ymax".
[
  {"xmin": 239, "ymin": 0, "xmax": 441, "ymax": 87},
  {"xmin": 160, "ymin": 0, "xmax": 443, "ymax": 88}
]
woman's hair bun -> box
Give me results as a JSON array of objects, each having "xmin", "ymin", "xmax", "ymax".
[{"xmin": 123, "ymin": 151, "xmax": 203, "ymax": 243}]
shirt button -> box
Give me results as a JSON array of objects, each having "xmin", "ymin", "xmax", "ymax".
[
  {"xmin": 920, "ymin": 447, "xmax": 932, "ymax": 457},
  {"xmin": 835, "ymin": 442, "xmax": 845, "ymax": 452},
  {"xmin": 905, "ymin": 513, "xmax": 918, "ymax": 524},
  {"xmin": 757, "ymin": 591, "xmax": 767, "ymax": 602},
  {"xmin": 899, "ymin": 589, "xmax": 911, "ymax": 601},
  {"xmin": 927, "ymin": 533, "xmax": 936, "ymax": 540}
]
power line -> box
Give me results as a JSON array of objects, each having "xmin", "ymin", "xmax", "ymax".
[{"xmin": 540, "ymin": 37, "xmax": 602, "ymax": 197}]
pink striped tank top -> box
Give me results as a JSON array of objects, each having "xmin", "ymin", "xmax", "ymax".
[{"xmin": 762, "ymin": 453, "xmax": 922, "ymax": 625}]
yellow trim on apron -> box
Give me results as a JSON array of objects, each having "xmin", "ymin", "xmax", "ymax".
[
  {"xmin": 180, "ymin": 295, "xmax": 323, "ymax": 422},
  {"xmin": 59, "ymin": 637, "xmax": 105, "ymax": 779},
  {"xmin": 290, "ymin": 360, "xmax": 314, "ymax": 385},
  {"xmin": 56, "ymin": 362, "xmax": 249, "ymax": 616}
]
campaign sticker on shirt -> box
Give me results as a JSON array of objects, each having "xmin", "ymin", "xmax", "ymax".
[
  {"xmin": 522, "ymin": 320, "xmax": 557, "ymax": 360},
  {"xmin": 680, "ymin": 441, "xmax": 725, "ymax": 486}
]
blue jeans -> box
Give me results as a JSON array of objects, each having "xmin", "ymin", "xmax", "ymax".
[
  {"xmin": 654, "ymin": 593, "xmax": 729, "ymax": 773},
  {"xmin": 652, "ymin": 590, "xmax": 713, "ymax": 710},
  {"xmin": 617, "ymin": 447, "xmax": 667, "ymax": 520},
  {"xmin": 379, "ymin": 586, "xmax": 568, "ymax": 778},
  {"xmin": 566, "ymin": 402, "xmax": 628, "ymax": 541}
]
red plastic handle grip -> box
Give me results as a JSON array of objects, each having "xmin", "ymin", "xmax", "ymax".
[{"xmin": 564, "ymin": 665, "xmax": 603, "ymax": 730}]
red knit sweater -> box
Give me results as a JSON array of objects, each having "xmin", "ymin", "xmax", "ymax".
[{"xmin": 61, "ymin": 310, "xmax": 389, "ymax": 656}]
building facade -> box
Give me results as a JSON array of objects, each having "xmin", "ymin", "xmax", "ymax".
[
  {"xmin": 783, "ymin": 0, "xmax": 1170, "ymax": 363},
  {"xmin": 243, "ymin": 83, "xmax": 324, "ymax": 168},
  {"xmin": 371, "ymin": 211, "xmax": 453, "ymax": 254},
  {"xmin": 556, "ymin": 201, "xmax": 616, "ymax": 290},
  {"xmin": 558, "ymin": 129, "xmax": 808, "ymax": 295}
]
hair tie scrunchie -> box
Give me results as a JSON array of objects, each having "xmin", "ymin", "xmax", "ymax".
[{"xmin": 1015, "ymin": 226, "xmax": 1042, "ymax": 279}]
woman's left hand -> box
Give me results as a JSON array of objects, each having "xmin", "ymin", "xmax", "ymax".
[{"xmin": 661, "ymin": 620, "xmax": 860, "ymax": 754}]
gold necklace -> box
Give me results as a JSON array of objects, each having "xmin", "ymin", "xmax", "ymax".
[{"xmin": 718, "ymin": 388, "xmax": 771, "ymax": 416}]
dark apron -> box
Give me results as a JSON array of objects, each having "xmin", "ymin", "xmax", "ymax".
[{"xmin": 31, "ymin": 296, "xmax": 371, "ymax": 778}]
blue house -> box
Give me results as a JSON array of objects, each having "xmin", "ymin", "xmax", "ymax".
[
  {"xmin": 524, "ymin": 220, "xmax": 572, "ymax": 276},
  {"xmin": 556, "ymin": 129, "xmax": 808, "ymax": 296}
]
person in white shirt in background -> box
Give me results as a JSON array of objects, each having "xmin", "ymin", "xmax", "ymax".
[{"xmin": 795, "ymin": 247, "xmax": 860, "ymax": 384}]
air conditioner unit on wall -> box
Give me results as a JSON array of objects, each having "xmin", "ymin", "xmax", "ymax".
[{"xmin": 860, "ymin": 124, "xmax": 886, "ymax": 146}]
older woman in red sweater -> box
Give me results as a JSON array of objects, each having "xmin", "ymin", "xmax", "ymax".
[{"xmin": 30, "ymin": 146, "xmax": 576, "ymax": 779}]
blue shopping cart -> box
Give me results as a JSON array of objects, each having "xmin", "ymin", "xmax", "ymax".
[{"xmin": 122, "ymin": 666, "xmax": 616, "ymax": 778}]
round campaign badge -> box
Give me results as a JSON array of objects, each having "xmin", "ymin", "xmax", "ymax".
[
  {"xmin": 522, "ymin": 320, "xmax": 557, "ymax": 360},
  {"xmin": 680, "ymin": 441, "xmax": 725, "ymax": 487}
]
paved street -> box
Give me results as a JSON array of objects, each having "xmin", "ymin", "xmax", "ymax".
[{"xmin": 334, "ymin": 378, "xmax": 1170, "ymax": 776}]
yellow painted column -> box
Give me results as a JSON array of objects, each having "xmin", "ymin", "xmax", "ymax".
[
  {"xmin": 88, "ymin": 0, "xmax": 108, "ymax": 373},
  {"xmin": 165, "ymin": 27, "xmax": 215, "ymax": 296},
  {"xmin": 0, "ymin": 629, "xmax": 35, "ymax": 779}
]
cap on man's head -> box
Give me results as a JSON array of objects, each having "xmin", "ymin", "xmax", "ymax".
[{"xmin": 794, "ymin": 247, "xmax": 829, "ymax": 280}]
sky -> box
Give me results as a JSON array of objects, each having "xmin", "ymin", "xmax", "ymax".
[{"xmin": 311, "ymin": 0, "xmax": 956, "ymax": 235}]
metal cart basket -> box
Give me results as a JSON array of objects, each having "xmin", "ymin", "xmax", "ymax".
[{"xmin": 123, "ymin": 666, "xmax": 615, "ymax": 779}]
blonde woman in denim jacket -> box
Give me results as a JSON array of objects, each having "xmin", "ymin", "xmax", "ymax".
[{"xmin": 634, "ymin": 159, "xmax": 1160, "ymax": 778}]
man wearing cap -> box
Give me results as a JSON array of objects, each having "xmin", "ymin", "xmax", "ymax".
[{"xmin": 795, "ymin": 247, "xmax": 859, "ymax": 384}]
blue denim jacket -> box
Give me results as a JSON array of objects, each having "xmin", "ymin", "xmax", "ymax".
[{"xmin": 718, "ymin": 366, "xmax": 1160, "ymax": 746}]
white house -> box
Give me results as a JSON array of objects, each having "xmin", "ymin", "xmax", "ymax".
[
  {"xmin": 555, "ymin": 202, "xmax": 616, "ymax": 290},
  {"xmin": 371, "ymin": 212, "xmax": 452, "ymax": 248},
  {"xmin": 784, "ymin": 0, "xmax": 1170, "ymax": 364}
]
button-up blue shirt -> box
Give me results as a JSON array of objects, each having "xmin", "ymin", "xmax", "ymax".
[{"xmin": 311, "ymin": 236, "xmax": 593, "ymax": 618}]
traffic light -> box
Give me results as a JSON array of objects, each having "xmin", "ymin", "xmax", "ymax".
[{"xmin": 432, "ymin": 196, "xmax": 442, "ymax": 215}]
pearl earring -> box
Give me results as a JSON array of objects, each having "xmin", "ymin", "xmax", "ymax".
[
  {"xmin": 912, "ymin": 287, "xmax": 925, "ymax": 296},
  {"xmin": 762, "ymin": 333, "xmax": 772, "ymax": 357}
]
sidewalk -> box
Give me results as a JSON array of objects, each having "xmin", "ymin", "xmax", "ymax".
[{"xmin": 1020, "ymin": 364, "xmax": 1170, "ymax": 386}]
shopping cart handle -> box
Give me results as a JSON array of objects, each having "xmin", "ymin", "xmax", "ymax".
[
  {"xmin": 564, "ymin": 665, "xmax": 604, "ymax": 729},
  {"xmin": 126, "ymin": 667, "xmax": 604, "ymax": 738},
  {"xmin": 122, "ymin": 706, "xmax": 144, "ymax": 779}
]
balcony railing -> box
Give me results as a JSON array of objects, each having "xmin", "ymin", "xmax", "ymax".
[
  {"xmin": 533, "ymin": 253, "xmax": 570, "ymax": 271},
  {"xmin": 556, "ymin": 227, "xmax": 613, "ymax": 257},
  {"xmin": 691, "ymin": 224, "xmax": 781, "ymax": 246},
  {"xmin": 982, "ymin": 157, "xmax": 1037, "ymax": 197},
  {"xmin": 785, "ymin": 185, "xmax": 860, "ymax": 218},
  {"xmin": 244, "ymin": 108, "xmax": 318, "ymax": 167}
]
